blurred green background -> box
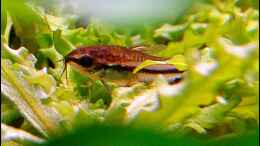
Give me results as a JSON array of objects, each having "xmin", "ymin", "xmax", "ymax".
[{"xmin": 1, "ymin": 0, "xmax": 259, "ymax": 146}]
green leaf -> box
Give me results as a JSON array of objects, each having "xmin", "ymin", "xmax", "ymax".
[
  {"xmin": 1, "ymin": 0, "xmax": 7, "ymax": 35},
  {"xmin": 1, "ymin": 98, "xmax": 21, "ymax": 124},
  {"xmin": 36, "ymin": 47, "xmax": 64, "ymax": 79},
  {"xmin": 167, "ymin": 55, "xmax": 188, "ymax": 71},
  {"xmin": 133, "ymin": 60, "xmax": 162, "ymax": 74},
  {"xmin": 154, "ymin": 23, "xmax": 188, "ymax": 42},
  {"xmin": 1, "ymin": 7, "xmax": 12, "ymax": 43},
  {"xmin": 4, "ymin": 0, "xmax": 50, "ymax": 52},
  {"xmin": 63, "ymin": 21, "xmax": 130, "ymax": 47},
  {"xmin": 133, "ymin": 55, "xmax": 187, "ymax": 73},
  {"xmin": 1, "ymin": 123, "xmax": 45, "ymax": 144},
  {"xmin": 1, "ymin": 43, "xmax": 37, "ymax": 68},
  {"xmin": 158, "ymin": 42, "xmax": 185, "ymax": 57},
  {"xmin": 35, "ymin": 125, "xmax": 258, "ymax": 146},
  {"xmin": 53, "ymin": 30, "xmax": 74, "ymax": 56},
  {"xmin": 185, "ymin": 96, "xmax": 241, "ymax": 133},
  {"xmin": 1, "ymin": 59, "xmax": 60, "ymax": 136}
]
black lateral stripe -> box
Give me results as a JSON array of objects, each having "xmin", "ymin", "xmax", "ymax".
[{"xmin": 98, "ymin": 64, "xmax": 183, "ymax": 73}]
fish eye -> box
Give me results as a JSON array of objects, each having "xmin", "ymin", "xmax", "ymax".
[{"xmin": 77, "ymin": 56, "xmax": 93, "ymax": 67}]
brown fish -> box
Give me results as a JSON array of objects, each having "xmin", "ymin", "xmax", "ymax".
[{"xmin": 64, "ymin": 45, "xmax": 183, "ymax": 86}]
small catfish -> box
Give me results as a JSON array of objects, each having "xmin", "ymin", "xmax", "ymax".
[{"xmin": 63, "ymin": 45, "xmax": 184, "ymax": 86}]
